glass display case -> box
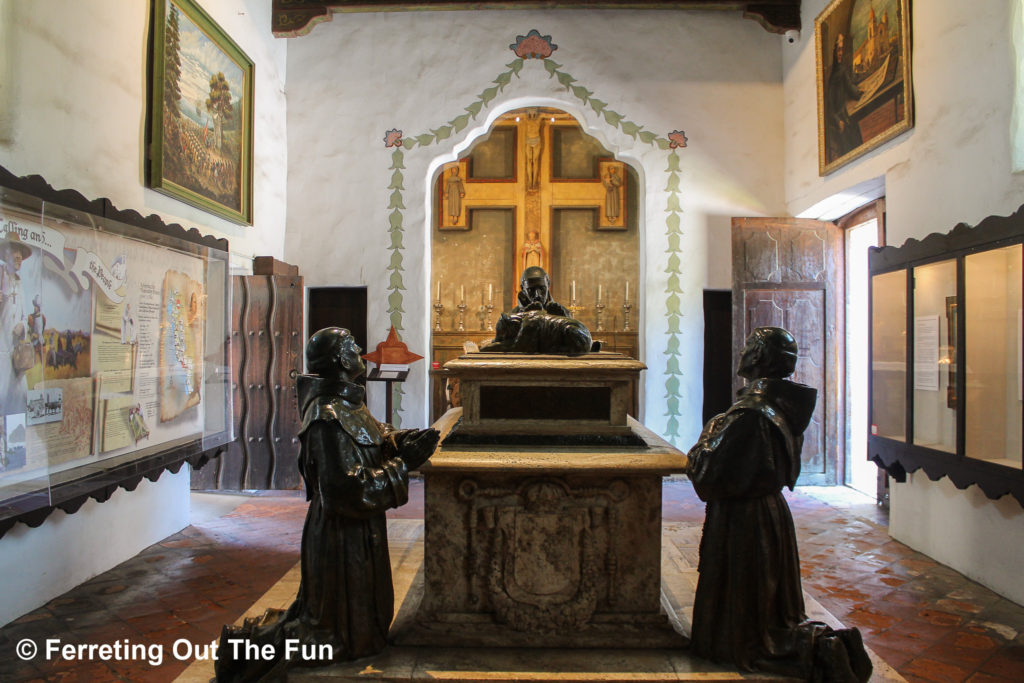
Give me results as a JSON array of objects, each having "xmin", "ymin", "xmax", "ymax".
[
  {"xmin": 911, "ymin": 259, "xmax": 957, "ymax": 453},
  {"xmin": 871, "ymin": 269, "xmax": 907, "ymax": 441},
  {"xmin": 0, "ymin": 169, "xmax": 231, "ymax": 534},
  {"xmin": 964, "ymin": 245, "xmax": 1022, "ymax": 468},
  {"xmin": 869, "ymin": 205, "xmax": 1024, "ymax": 504}
]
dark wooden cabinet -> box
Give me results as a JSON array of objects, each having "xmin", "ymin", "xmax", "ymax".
[{"xmin": 192, "ymin": 259, "xmax": 304, "ymax": 490}]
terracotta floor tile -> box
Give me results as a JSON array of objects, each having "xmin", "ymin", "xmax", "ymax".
[
  {"xmin": 903, "ymin": 656, "xmax": 974, "ymax": 683},
  {"xmin": 977, "ymin": 649, "xmax": 1024, "ymax": 679},
  {"xmin": 966, "ymin": 673, "xmax": 1015, "ymax": 683},
  {"xmin": 842, "ymin": 606, "xmax": 902, "ymax": 632},
  {"xmin": 868, "ymin": 641, "xmax": 919, "ymax": 670},
  {"xmin": 922, "ymin": 630, "xmax": 999, "ymax": 668},
  {"xmin": 0, "ymin": 658, "xmax": 44, "ymax": 681},
  {"xmin": 919, "ymin": 609, "xmax": 968, "ymax": 628},
  {"xmin": 900, "ymin": 617, "xmax": 962, "ymax": 644},
  {"xmin": 3, "ymin": 484, "xmax": 1024, "ymax": 682},
  {"xmin": 865, "ymin": 596, "xmax": 930, "ymax": 622}
]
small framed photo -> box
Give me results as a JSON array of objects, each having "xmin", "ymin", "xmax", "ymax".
[{"xmin": 148, "ymin": 0, "xmax": 254, "ymax": 224}]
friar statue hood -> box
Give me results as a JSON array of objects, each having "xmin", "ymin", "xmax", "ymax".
[
  {"xmin": 297, "ymin": 374, "xmax": 384, "ymax": 447},
  {"xmin": 732, "ymin": 377, "xmax": 818, "ymax": 489}
]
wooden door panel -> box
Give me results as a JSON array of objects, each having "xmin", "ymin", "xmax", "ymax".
[
  {"xmin": 744, "ymin": 296, "xmax": 785, "ymax": 331},
  {"xmin": 787, "ymin": 229, "xmax": 828, "ymax": 281},
  {"xmin": 242, "ymin": 277, "xmax": 272, "ymax": 489},
  {"xmin": 192, "ymin": 271, "xmax": 305, "ymax": 491},
  {"xmin": 784, "ymin": 292, "xmax": 825, "ymax": 477},
  {"xmin": 743, "ymin": 289, "xmax": 827, "ymax": 478},
  {"xmin": 268, "ymin": 275, "xmax": 303, "ymax": 489},
  {"xmin": 737, "ymin": 229, "xmax": 781, "ymax": 283},
  {"xmin": 733, "ymin": 217, "xmax": 843, "ymax": 486}
]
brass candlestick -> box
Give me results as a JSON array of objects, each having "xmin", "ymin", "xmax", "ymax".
[
  {"xmin": 595, "ymin": 300, "xmax": 606, "ymax": 332},
  {"xmin": 568, "ymin": 297, "xmax": 584, "ymax": 320},
  {"xmin": 622, "ymin": 301, "xmax": 632, "ymax": 331},
  {"xmin": 485, "ymin": 302, "xmax": 495, "ymax": 331},
  {"xmin": 433, "ymin": 301, "xmax": 444, "ymax": 331},
  {"xmin": 456, "ymin": 302, "xmax": 467, "ymax": 332}
]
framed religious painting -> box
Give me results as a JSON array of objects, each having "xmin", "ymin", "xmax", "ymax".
[
  {"xmin": 148, "ymin": 0, "xmax": 254, "ymax": 224},
  {"xmin": 815, "ymin": 0, "xmax": 913, "ymax": 175}
]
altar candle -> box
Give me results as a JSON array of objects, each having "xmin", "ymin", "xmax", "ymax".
[
  {"xmin": 436, "ymin": 280, "xmax": 441, "ymax": 302},
  {"xmin": 625, "ymin": 280, "xmax": 629, "ymax": 301},
  {"xmin": 460, "ymin": 284, "xmax": 465, "ymax": 303},
  {"xmin": 598, "ymin": 284, "xmax": 603, "ymax": 301},
  {"xmin": 572, "ymin": 280, "xmax": 576, "ymax": 300},
  {"xmin": 488, "ymin": 283, "xmax": 493, "ymax": 302}
]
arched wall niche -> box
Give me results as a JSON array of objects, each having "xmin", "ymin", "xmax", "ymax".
[{"xmin": 422, "ymin": 101, "xmax": 647, "ymax": 423}]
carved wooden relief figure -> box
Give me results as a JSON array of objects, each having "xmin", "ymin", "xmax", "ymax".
[
  {"xmin": 445, "ymin": 166, "xmax": 466, "ymax": 223},
  {"xmin": 523, "ymin": 107, "xmax": 544, "ymax": 191},
  {"xmin": 603, "ymin": 165, "xmax": 622, "ymax": 222},
  {"xmin": 521, "ymin": 230, "xmax": 543, "ymax": 270}
]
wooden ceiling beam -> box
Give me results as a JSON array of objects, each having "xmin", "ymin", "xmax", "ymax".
[{"xmin": 272, "ymin": 0, "xmax": 801, "ymax": 38}]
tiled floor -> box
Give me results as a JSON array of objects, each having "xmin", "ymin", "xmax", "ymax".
[{"xmin": 1, "ymin": 480, "xmax": 1023, "ymax": 682}]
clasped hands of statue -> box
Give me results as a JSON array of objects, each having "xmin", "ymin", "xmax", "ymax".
[
  {"xmin": 385, "ymin": 428, "xmax": 439, "ymax": 471},
  {"xmin": 515, "ymin": 288, "xmax": 563, "ymax": 315}
]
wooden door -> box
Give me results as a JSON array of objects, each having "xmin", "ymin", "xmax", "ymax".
[
  {"xmin": 703, "ymin": 290, "xmax": 733, "ymax": 424},
  {"xmin": 308, "ymin": 286, "xmax": 368, "ymax": 351},
  {"xmin": 192, "ymin": 273, "xmax": 304, "ymax": 490},
  {"xmin": 732, "ymin": 218, "xmax": 844, "ymax": 486}
]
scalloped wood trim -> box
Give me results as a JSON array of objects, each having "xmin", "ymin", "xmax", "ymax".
[
  {"xmin": 0, "ymin": 165, "xmax": 228, "ymax": 252},
  {"xmin": 0, "ymin": 164, "xmax": 230, "ymax": 536},
  {"xmin": 869, "ymin": 203, "xmax": 1024, "ymax": 271}
]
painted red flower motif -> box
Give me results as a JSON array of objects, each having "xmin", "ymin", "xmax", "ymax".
[
  {"xmin": 383, "ymin": 128, "xmax": 403, "ymax": 148},
  {"xmin": 510, "ymin": 30, "xmax": 557, "ymax": 59},
  {"xmin": 668, "ymin": 130, "xmax": 688, "ymax": 149}
]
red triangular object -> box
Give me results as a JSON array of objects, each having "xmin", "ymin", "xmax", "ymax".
[{"xmin": 362, "ymin": 326, "xmax": 424, "ymax": 366}]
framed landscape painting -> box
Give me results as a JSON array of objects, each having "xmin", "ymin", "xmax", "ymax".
[
  {"xmin": 815, "ymin": 0, "xmax": 913, "ymax": 175},
  {"xmin": 149, "ymin": 0, "xmax": 253, "ymax": 224}
]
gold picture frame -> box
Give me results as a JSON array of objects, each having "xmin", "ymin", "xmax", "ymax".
[
  {"xmin": 148, "ymin": 0, "xmax": 254, "ymax": 224},
  {"xmin": 815, "ymin": 0, "xmax": 913, "ymax": 175}
]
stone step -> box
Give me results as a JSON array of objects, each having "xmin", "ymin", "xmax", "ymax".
[{"xmin": 288, "ymin": 645, "xmax": 799, "ymax": 682}]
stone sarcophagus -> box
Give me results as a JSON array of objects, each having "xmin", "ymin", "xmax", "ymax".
[
  {"xmin": 391, "ymin": 352, "xmax": 689, "ymax": 649},
  {"xmin": 444, "ymin": 352, "xmax": 644, "ymax": 438}
]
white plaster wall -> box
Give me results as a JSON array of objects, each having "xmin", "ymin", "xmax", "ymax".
[
  {"xmin": 890, "ymin": 474, "xmax": 1024, "ymax": 606},
  {"xmin": 285, "ymin": 10, "xmax": 785, "ymax": 443},
  {"xmin": 0, "ymin": 0, "xmax": 287, "ymax": 622},
  {"xmin": 784, "ymin": 0, "xmax": 1024, "ymax": 237},
  {"xmin": 0, "ymin": 0, "xmax": 288, "ymax": 261},
  {"xmin": 783, "ymin": 0, "xmax": 1024, "ymax": 603},
  {"xmin": 0, "ymin": 468, "xmax": 190, "ymax": 627}
]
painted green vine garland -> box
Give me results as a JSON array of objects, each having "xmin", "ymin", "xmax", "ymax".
[{"xmin": 383, "ymin": 32, "xmax": 687, "ymax": 442}]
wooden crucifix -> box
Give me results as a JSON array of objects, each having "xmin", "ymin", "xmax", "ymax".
[{"xmin": 437, "ymin": 112, "xmax": 627, "ymax": 285}]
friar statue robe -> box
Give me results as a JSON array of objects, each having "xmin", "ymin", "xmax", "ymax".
[
  {"xmin": 215, "ymin": 376, "xmax": 413, "ymax": 681},
  {"xmin": 687, "ymin": 377, "xmax": 815, "ymax": 669},
  {"xmin": 687, "ymin": 378, "xmax": 872, "ymax": 681}
]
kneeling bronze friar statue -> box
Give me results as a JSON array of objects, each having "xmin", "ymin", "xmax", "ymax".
[
  {"xmin": 686, "ymin": 326, "xmax": 872, "ymax": 682},
  {"xmin": 215, "ymin": 327, "xmax": 440, "ymax": 682}
]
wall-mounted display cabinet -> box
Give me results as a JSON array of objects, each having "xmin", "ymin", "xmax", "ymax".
[
  {"xmin": 0, "ymin": 166, "xmax": 231, "ymax": 535},
  {"xmin": 870, "ymin": 205, "xmax": 1024, "ymax": 503}
]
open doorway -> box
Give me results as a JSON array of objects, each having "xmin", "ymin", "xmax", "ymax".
[
  {"xmin": 843, "ymin": 201, "xmax": 884, "ymax": 496},
  {"xmin": 725, "ymin": 195, "xmax": 885, "ymax": 492}
]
